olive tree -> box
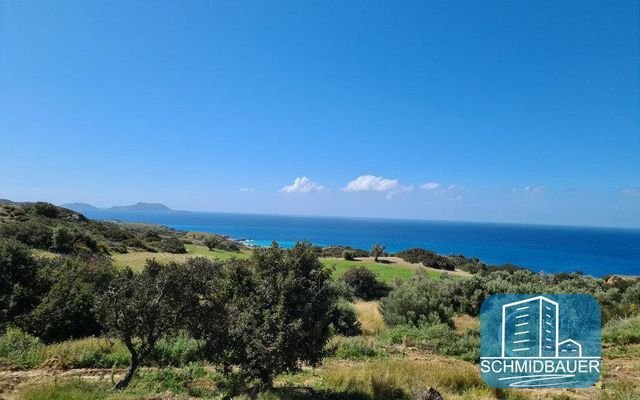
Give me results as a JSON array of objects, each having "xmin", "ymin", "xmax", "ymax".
[
  {"xmin": 370, "ymin": 243, "xmax": 385, "ymax": 262},
  {"xmin": 224, "ymin": 242, "xmax": 336, "ymax": 388},
  {"xmin": 100, "ymin": 261, "xmax": 189, "ymax": 389}
]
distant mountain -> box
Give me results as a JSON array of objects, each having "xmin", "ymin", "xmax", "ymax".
[
  {"xmin": 108, "ymin": 202, "xmax": 173, "ymax": 212},
  {"xmin": 61, "ymin": 202, "xmax": 101, "ymax": 212},
  {"xmin": 62, "ymin": 202, "xmax": 175, "ymax": 213}
]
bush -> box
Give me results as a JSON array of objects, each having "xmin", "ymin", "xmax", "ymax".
[
  {"xmin": 329, "ymin": 299, "xmax": 362, "ymax": 336},
  {"xmin": 602, "ymin": 316, "xmax": 640, "ymax": 345},
  {"xmin": 341, "ymin": 267, "xmax": 390, "ymax": 301},
  {"xmin": 0, "ymin": 221, "xmax": 53, "ymax": 249},
  {"xmin": 32, "ymin": 202, "xmax": 60, "ymax": 218},
  {"xmin": 395, "ymin": 248, "xmax": 455, "ymax": 271},
  {"xmin": 156, "ymin": 237, "xmax": 187, "ymax": 254},
  {"xmin": 149, "ymin": 333, "xmax": 202, "ymax": 367},
  {"xmin": 0, "ymin": 239, "xmax": 42, "ymax": 331},
  {"xmin": 331, "ymin": 336, "xmax": 379, "ymax": 359},
  {"xmin": 380, "ymin": 324, "xmax": 479, "ymax": 362},
  {"xmin": 380, "ymin": 272, "xmax": 454, "ymax": 327},
  {"xmin": 27, "ymin": 256, "xmax": 117, "ymax": 343},
  {"xmin": 0, "ymin": 327, "xmax": 45, "ymax": 368},
  {"xmin": 50, "ymin": 225, "xmax": 75, "ymax": 253},
  {"xmin": 342, "ymin": 250, "xmax": 355, "ymax": 261},
  {"xmin": 224, "ymin": 242, "xmax": 336, "ymax": 388}
]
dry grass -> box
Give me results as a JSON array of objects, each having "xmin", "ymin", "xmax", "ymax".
[
  {"xmin": 452, "ymin": 314, "xmax": 479, "ymax": 336},
  {"xmin": 320, "ymin": 357, "xmax": 489, "ymax": 399},
  {"xmin": 354, "ymin": 301, "xmax": 385, "ymax": 336}
]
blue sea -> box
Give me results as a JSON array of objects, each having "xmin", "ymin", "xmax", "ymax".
[{"xmin": 81, "ymin": 210, "xmax": 639, "ymax": 277}]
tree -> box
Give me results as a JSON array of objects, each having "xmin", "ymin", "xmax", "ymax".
[
  {"xmin": 203, "ymin": 236, "xmax": 221, "ymax": 251},
  {"xmin": 28, "ymin": 255, "xmax": 117, "ymax": 342},
  {"xmin": 224, "ymin": 242, "xmax": 336, "ymax": 388},
  {"xmin": 50, "ymin": 225, "xmax": 75, "ymax": 254},
  {"xmin": 0, "ymin": 239, "xmax": 43, "ymax": 330},
  {"xmin": 341, "ymin": 267, "xmax": 390, "ymax": 300},
  {"xmin": 380, "ymin": 272, "xmax": 455, "ymax": 327},
  {"xmin": 370, "ymin": 243, "xmax": 385, "ymax": 262},
  {"xmin": 99, "ymin": 261, "xmax": 189, "ymax": 390},
  {"xmin": 342, "ymin": 250, "xmax": 355, "ymax": 261}
]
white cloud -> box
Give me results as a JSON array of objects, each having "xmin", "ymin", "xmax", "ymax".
[
  {"xmin": 343, "ymin": 175, "xmax": 399, "ymax": 192},
  {"xmin": 280, "ymin": 177, "xmax": 325, "ymax": 193},
  {"xmin": 620, "ymin": 188, "xmax": 640, "ymax": 196},
  {"xmin": 343, "ymin": 175, "xmax": 413, "ymax": 199},
  {"xmin": 512, "ymin": 185, "xmax": 545, "ymax": 193},
  {"xmin": 239, "ymin": 187, "xmax": 255, "ymax": 192},
  {"xmin": 421, "ymin": 182, "xmax": 441, "ymax": 191}
]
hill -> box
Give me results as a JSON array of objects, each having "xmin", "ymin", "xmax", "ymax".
[{"xmin": 62, "ymin": 202, "xmax": 174, "ymax": 213}]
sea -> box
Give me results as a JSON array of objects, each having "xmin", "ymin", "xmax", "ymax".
[{"xmin": 80, "ymin": 210, "xmax": 639, "ymax": 277}]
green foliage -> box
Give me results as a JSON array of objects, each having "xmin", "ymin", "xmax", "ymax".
[
  {"xmin": 99, "ymin": 261, "xmax": 193, "ymax": 389},
  {"xmin": 602, "ymin": 315, "xmax": 640, "ymax": 345},
  {"xmin": 342, "ymin": 250, "xmax": 355, "ymax": 261},
  {"xmin": 224, "ymin": 242, "xmax": 336, "ymax": 387},
  {"xmin": 331, "ymin": 336, "xmax": 379, "ymax": 359},
  {"xmin": 155, "ymin": 237, "xmax": 187, "ymax": 254},
  {"xmin": 50, "ymin": 225, "xmax": 75, "ymax": 253},
  {"xmin": 16, "ymin": 379, "xmax": 110, "ymax": 400},
  {"xmin": 32, "ymin": 202, "xmax": 60, "ymax": 218},
  {"xmin": 0, "ymin": 239, "xmax": 42, "ymax": 331},
  {"xmin": 0, "ymin": 327, "xmax": 45, "ymax": 368},
  {"xmin": 380, "ymin": 324, "xmax": 479, "ymax": 362},
  {"xmin": 0, "ymin": 220, "xmax": 53, "ymax": 249},
  {"xmin": 380, "ymin": 272, "xmax": 455, "ymax": 327},
  {"xmin": 341, "ymin": 267, "xmax": 390, "ymax": 301},
  {"xmin": 329, "ymin": 299, "xmax": 362, "ymax": 336},
  {"xmin": 27, "ymin": 255, "xmax": 117, "ymax": 343},
  {"xmin": 370, "ymin": 244, "xmax": 385, "ymax": 262},
  {"xmin": 395, "ymin": 248, "xmax": 455, "ymax": 271},
  {"xmin": 44, "ymin": 337, "xmax": 129, "ymax": 368}
]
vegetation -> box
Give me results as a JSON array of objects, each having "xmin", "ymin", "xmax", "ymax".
[
  {"xmin": 341, "ymin": 267, "xmax": 391, "ymax": 300},
  {"xmin": 370, "ymin": 243, "xmax": 385, "ymax": 262},
  {"xmin": 395, "ymin": 248, "xmax": 455, "ymax": 271}
]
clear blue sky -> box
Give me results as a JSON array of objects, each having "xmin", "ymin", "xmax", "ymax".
[{"xmin": 1, "ymin": 1, "xmax": 639, "ymax": 227}]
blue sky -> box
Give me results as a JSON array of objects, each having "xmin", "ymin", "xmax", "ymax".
[{"xmin": 1, "ymin": 1, "xmax": 639, "ymax": 227}]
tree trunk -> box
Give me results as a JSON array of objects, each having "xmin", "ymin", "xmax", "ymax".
[{"xmin": 114, "ymin": 356, "xmax": 139, "ymax": 390}]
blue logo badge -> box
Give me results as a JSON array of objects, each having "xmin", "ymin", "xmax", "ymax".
[{"xmin": 480, "ymin": 294, "xmax": 601, "ymax": 388}]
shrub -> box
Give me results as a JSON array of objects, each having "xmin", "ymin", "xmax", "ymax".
[
  {"xmin": 380, "ymin": 272, "xmax": 454, "ymax": 327},
  {"xmin": 380, "ymin": 324, "xmax": 479, "ymax": 362},
  {"xmin": 341, "ymin": 267, "xmax": 390, "ymax": 301},
  {"xmin": 32, "ymin": 202, "xmax": 60, "ymax": 218},
  {"xmin": 342, "ymin": 250, "xmax": 355, "ymax": 261},
  {"xmin": 149, "ymin": 333, "xmax": 202, "ymax": 367},
  {"xmin": 602, "ymin": 316, "xmax": 640, "ymax": 345},
  {"xmin": 50, "ymin": 225, "xmax": 75, "ymax": 253},
  {"xmin": 0, "ymin": 221, "xmax": 53, "ymax": 249},
  {"xmin": 156, "ymin": 237, "xmax": 187, "ymax": 254},
  {"xmin": 329, "ymin": 299, "xmax": 362, "ymax": 336},
  {"xmin": 224, "ymin": 242, "xmax": 336, "ymax": 388},
  {"xmin": 331, "ymin": 336, "xmax": 379, "ymax": 359},
  {"xmin": 27, "ymin": 256, "xmax": 117, "ymax": 343},
  {"xmin": 395, "ymin": 248, "xmax": 455, "ymax": 271},
  {"xmin": 0, "ymin": 327, "xmax": 45, "ymax": 368},
  {"xmin": 0, "ymin": 239, "xmax": 42, "ymax": 331}
]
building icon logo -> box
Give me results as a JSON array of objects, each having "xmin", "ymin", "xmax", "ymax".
[{"xmin": 480, "ymin": 294, "xmax": 601, "ymax": 388}]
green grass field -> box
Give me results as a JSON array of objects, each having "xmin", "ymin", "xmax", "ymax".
[
  {"xmin": 112, "ymin": 244, "xmax": 250, "ymax": 270},
  {"xmin": 322, "ymin": 258, "xmax": 442, "ymax": 282}
]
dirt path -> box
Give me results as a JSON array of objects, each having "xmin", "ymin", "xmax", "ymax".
[{"xmin": 0, "ymin": 368, "xmax": 126, "ymax": 399}]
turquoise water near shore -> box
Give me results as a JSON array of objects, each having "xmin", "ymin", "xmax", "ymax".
[{"xmin": 80, "ymin": 210, "xmax": 639, "ymax": 277}]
